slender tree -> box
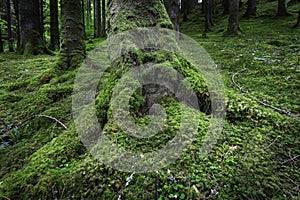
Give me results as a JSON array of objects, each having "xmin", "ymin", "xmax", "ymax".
[
  {"xmin": 204, "ymin": 0, "xmax": 214, "ymax": 32},
  {"xmin": 244, "ymin": 0, "xmax": 256, "ymax": 17},
  {"xmin": 227, "ymin": 0, "xmax": 241, "ymax": 35},
  {"xmin": 58, "ymin": 0, "xmax": 86, "ymax": 69},
  {"xmin": 6, "ymin": 0, "xmax": 14, "ymax": 51},
  {"xmin": 277, "ymin": 0, "xmax": 289, "ymax": 16},
  {"xmin": 39, "ymin": 0, "xmax": 44, "ymax": 41},
  {"xmin": 12, "ymin": 0, "xmax": 20, "ymax": 49},
  {"xmin": 223, "ymin": 0, "xmax": 229, "ymax": 15},
  {"xmin": 86, "ymin": 0, "xmax": 92, "ymax": 29},
  {"xmin": 0, "ymin": 28, "xmax": 3, "ymax": 53},
  {"xmin": 101, "ymin": 0, "xmax": 106, "ymax": 37},
  {"xmin": 164, "ymin": 0, "xmax": 179, "ymax": 33},
  {"xmin": 18, "ymin": 0, "xmax": 48, "ymax": 54},
  {"xmin": 94, "ymin": 0, "xmax": 101, "ymax": 38},
  {"xmin": 50, "ymin": 0, "xmax": 59, "ymax": 50}
]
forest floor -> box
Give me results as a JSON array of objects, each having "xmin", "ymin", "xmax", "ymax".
[{"xmin": 0, "ymin": 1, "xmax": 299, "ymax": 200}]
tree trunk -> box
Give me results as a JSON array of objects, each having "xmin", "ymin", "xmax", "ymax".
[
  {"xmin": 87, "ymin": 0, "xmax": 92, "ymax": 29},
  {"xmin": 101, "ymin": 0, "xmax": 106, "ymax": 37},
  {"xmin": 204, "ymin": 0, "xmax": 214, "ymax": 32},
  {"xmin": 164, "ymin": 0, "xmax": 180, "ymax": 33},
  {"xmin": 50, "ymin": 0, "xmax": 59, "ymax": 50},
  {"xmin": 277, "ymin": 0, "xmax": 289, "ymax": 16},
  {"xmin": 223, "ymin": 0, "xmax": 229, "ymax": 15},
  {"xmin": 6, "ymin": 0, "xmax": 14, "ymax": 51},
  {"xmin": 227, "ymin": 0, "xmax": 240, "ymax": 35},
  {"xmin": 39, "ymin": 0, "xmax": 44, "ymax": 41},
  {"xmin": 94, "ymin": 0, "xmax": 101, "ymax": 38},
  {"xmin": 58, "ymin": 0, "xmax": 86, "ymax": 70},
  {"xmin": 244, "ymin": 0, "xmax": 256, "ymax": 18},
  {"xmin": 12, "ymin": 0, "xmax": 20, "ymax": 49},
  {"xmin": 0, "ymin": 28, "xmax": 3, "ymax": 53},
  {"xmin": 82, "ymin": 0, "xmax": 86, "ymax": 38},
  {"xmin": 18, "ymin": 0, "xmax": 47, "ymax": 54}
]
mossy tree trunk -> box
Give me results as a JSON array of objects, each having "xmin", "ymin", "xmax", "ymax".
[
  {"xmin": 164, "ymin": 0, "xmax": 180, "ymax": 33},
  {"xmin": 94, "ymin": 0, "xmax": 101, "ymax": 38},
  {"xmin": 227, "ymin": 0, "xmax": 241, "ymax": 35},
  {"xmin": 277, "ymin": 0, "xmax": 289, "ymax": 16},
  {"xmin": 49, "ymin": 0, "xmax": 59, "ymax": 50},
  {"xmin": 58, "ymin": 0, "xmax": 86, "ymax": 70},
  {"xmin": 18, "ymin": 0, "xmax": 48, "ymax": 54},
  {"xmin": 244, "ymin": 0, "xmax": 256, "ymax": 17},
  {"xmin": 0, "ymin": 27, "xmax": 3, "ymax": 53},
  {"xmin": 7, "ymin": 0, "xmax": 14, "ymax": 52},
  {"xmin": 101, "ymin": 0, "xmax": 106, "ymax": 37},
  {"xmin": 12, "ymin": 0, "xmax": 20, "ymax": 49}
]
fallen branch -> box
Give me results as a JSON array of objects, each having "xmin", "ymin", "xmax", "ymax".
[
  {"xmin": 231, "ymin": 69, "xmax": 299, "ymax": 118},
  {"xmin": 258, "ymin": 101, "xmax": 298, "ymax": 117},
  {"xmin": 262, "ymin": 136, "xmax": 280, "ymax": 150},
  {"xmin": 37, "ymin": 115, "xmax": 68, "ymax": 130},
  {"xmin": 281, "ymin": 155, "xmax": 300, "ymax": 165},
  {"xmin": 231, "ymin": 69, "xmax": 248, "ymax": 94}
]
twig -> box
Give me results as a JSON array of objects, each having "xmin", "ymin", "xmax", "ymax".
[
  {"xmin": 281, "ymin": 155, "xmax": 300, "ymax": 165},
  {"xmin": 118, "ymin": 172, "xmax": 135, "ymax": 200},
  {"xmin": 231, "ymin": 69, "xmax": 248, "ymax": 93},
  {"xmin": 258, "ymin": 101, "xmax": 297, "ymax": 117},
  {"xmin": 1, "ymin": 196, "xmax": 11, "ymax": 200},
  {"xmin": 36, "ymin": 115, "xmax": 68, "ymax": 130},
  {"xmin": 262, "ymin": 136, "xmax": 280, "ymax": 150}
]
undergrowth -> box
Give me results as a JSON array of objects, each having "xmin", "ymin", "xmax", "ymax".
[{"xmin": 0, "ymin": 1, "xmax": 299, "ymax": 199}]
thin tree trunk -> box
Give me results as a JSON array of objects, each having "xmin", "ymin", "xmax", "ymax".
[
  {"xmin": 223, "ymin": 0, "xmax": 229, "ymax": 15},
  {"xmin": 7, "ymin": 0, "xmax": 14, "ymax": 51},
  {"xmin": 164, "ymin": 0, "xmax": 179, "ymax": 33},
  {"xmin": 244, "ymin": 0, "xmax": 256, "ymax": 18},
  {"xmin": 19, "ymin": 0, "xmax": 48, "ymax": 54},
  {"xmin": 39, "ymin": 0, "xmax": 44, "ymax": 41},
  {"xmin": 227, "ymin": 0, "xmax": 240, "ymax": 35},
  {"xmin": 277, "ymin": 0, "xmax": 289, "ymax": 16},
  {"xmin": 12, "ymin": 0, "xmax": 20, "ymax": 49},
  {"xmin": 58, "ymin": 0, "xmax": 86, "ymax": 69},
  {"xmin": 82, "ymin": 0, "xmax": 86, "ymax": 38},
  {"xmin": 94, "ymin": 0, "xmax": 101, "ymax": 38},
  {"xmin": 101, "ymin": 0, "xmax": 106, "ymax": 37},
  {"xmin": 50, "ymin": 0, "xmax": 59, "ymax": 50},
  {"xmin": 87, "ymin": 0, "xmax": 92, "ymax": 29},
  {"xmin": 0, "ymin": 28, "xmax": 3, "ymax": 53}
]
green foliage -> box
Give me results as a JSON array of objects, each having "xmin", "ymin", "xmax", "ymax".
[{"xmin": 0, "ymin": 1, "xmax": 299, "ymax": 199}]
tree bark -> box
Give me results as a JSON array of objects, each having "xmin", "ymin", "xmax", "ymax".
[
  {"xmin": 18, "ymin": 0, "xmax": 48, "ymax": 54},
  {"xmin": 0, "ymin": 28, "xmax": 3, "ymax": 53},
  {"xmin": 12, "ymin": 0, "xmax": 20, "ymax": 49},
  {"xmin": 50, "ymin": 0, "xmax": 59, "ymax": 50},
  {"xmin": 204, "ymin": 0, "xmax": 214, "ymax": 32},
  {"xmin": 94, "ymin": 0, "xmax": 101, "ymax": 38},
  {"xmin": 223, "ymin": 0, "xmax": 229, "ymax": 15},
  {"xmin": 58, "ymin": 0, "xmax": 86, "ymax": 70},
  {"xmin": 101, "ymin": 0, "xmax": 106, "ymax": 37},
  {"xmin": 164, "ymin": 0, "xmax": 180, "ymax": 33},
  {"xmin": 6, "ymin": 0, "xmax": 14, "ymax": 51},
  {"xmin": 277, "ymin": 0, "xmax": 289, "ymax": 16},
  {"xmin": 39, "ymin": 0, "xmax": 44, "ymax": 41},
  {"xmin": 227, "ymin": 0, "xmax": 241, "ymax": 35},
  {"xmin": 86, "ymin": 0, "xmax": 92, "ymax": 29},
  {"xmin": 244, "ymin": 0, "xmax": 256, "ymax": 17}
]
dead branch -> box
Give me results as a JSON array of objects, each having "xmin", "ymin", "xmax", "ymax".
[
  {"xmin": 281, "ymin": 155, "xmax": 300, "ymax": 165},
  {"xmin": 37, "ymin": 115, "xmax": 68, "ymax": 130},
  {"xmin": 231, "ymin": 69, "xmax": 248, "ymax": 93},
  {"xmin": 258, "ymin": 101, "xmax": 298, "ymax": 117}
]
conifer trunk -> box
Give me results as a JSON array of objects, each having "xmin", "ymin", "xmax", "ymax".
[
  {"xmin": 58, "ymin": 0, "xmax": 86, "ymax": 70},
  {"xmin": 50, "ymin": 0, "xmax": 59, "ymax": 50}
]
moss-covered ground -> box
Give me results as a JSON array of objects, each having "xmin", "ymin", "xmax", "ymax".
[{"xmin": 0, "ymin": 1, "xmax": 299, "ymax": 199}]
